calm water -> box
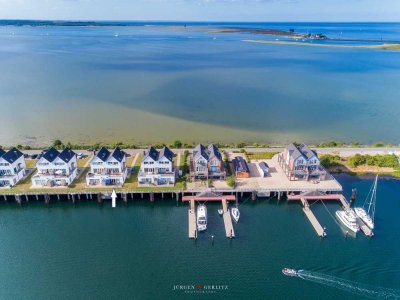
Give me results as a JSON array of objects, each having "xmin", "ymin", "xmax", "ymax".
[
  {"xmin": 0, "ymin": 22, "xmax": 400, "ymax": 146},
  {"xmin": 0, "ymin": 174, "xmax": 399, "ymax": 299}
]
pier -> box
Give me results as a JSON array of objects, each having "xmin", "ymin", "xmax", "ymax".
[
  {"xmin": 356, "ymin": 218, "xmax": 374, "ymax": 237},
  {"xmin": 183, "ymin": 192, "xmax": 236, "ymax": 239},
  {"xmin": 301, "ymin": 198, "xmax": 326, "ymax": 237},
  {"xmin": 222, "ymin": 199, "xmax": 235, "ymax": 238},
  {"xmin": 188, "ymin": 200, "xmax": 196, "ymax": 239}
]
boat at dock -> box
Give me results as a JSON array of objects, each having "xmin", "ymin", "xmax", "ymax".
[
  {"xmin": 218, "ymin": 209, "xmax": 223, "ymax": 216},
  {"xmin": 231, "ymin": 207, "xmax": 240, "ymax": 223},
  {"xmin": 335, "ymin": 209, "xmax": 360, "ymax": 233},
  {"xmin": 354, "ymin": 175, "xmax": 378, "ymax": 230},
  {"xmin": 196, "ymin": 204, "xmax": 207, "ymax": 231}
]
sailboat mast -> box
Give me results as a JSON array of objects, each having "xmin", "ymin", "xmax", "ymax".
[{"xmin": 368, "ymin": 175, "xmax": 378, "ymax": 221}]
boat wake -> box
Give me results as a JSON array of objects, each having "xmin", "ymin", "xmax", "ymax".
[{"xmin": 295, "ymin": 270, "xmax": 400, "ymax": 299}]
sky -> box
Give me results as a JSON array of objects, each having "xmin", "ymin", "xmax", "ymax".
[{"xmin": 0, "ymin": 0, "xmax": 399, "ymax": 22}]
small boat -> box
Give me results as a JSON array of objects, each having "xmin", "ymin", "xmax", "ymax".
[
  {"xmin": 354, "ymin": 175, "xmax": 378, "ymax": 230},
  {"xmin": 218, "ymin": 209, "xmax": 223, "ymax": 216},
  {"xmin": 336, "ymin": 209, "xmax": 360, "ymax": 233},
  {"xmin": 196, "ymin": 204, "xmax": 207, "ymax": 232},
  {"xmin": 231, "ymin": 207, "xmax": 240, "ymax": 223},
  {"xmin": 282, "ymin": 268, "xmax": 298, "ymax": 277}
]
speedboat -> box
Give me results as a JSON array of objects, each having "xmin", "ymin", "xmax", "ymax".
[
  {"xmin": 196, "ymin": 204, "xmax": 207, "ymax": 232},
  {"xmin": 218, "ymin": 209, "xmax": 223, "ymax": 216},
  {"xmin": 354, "ymin": 207, "xmax": 374, "ymax": 229},
  {"xmin": 231, "ymin": 207, "xmax": 240, "ymax": 223},
  {"xmin": 282, "ymin": 268, "xmax": 298, "ymax": 277},
  {"xmin": 335, "ymin": 209, "xmax": 360, "ymax": 233}
]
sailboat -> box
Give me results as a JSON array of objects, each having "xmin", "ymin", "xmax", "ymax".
[{"xmin": 354, "ymin": 175, "xmax": 378, "ymax": 230}]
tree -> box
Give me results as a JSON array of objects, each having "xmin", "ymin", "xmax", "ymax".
[
  {"xmin": 52, "ymin": 140, "xmax": 63, "ymax": 148},
  {"xmin": 173, "ymin": 140, "xmax": 182, "ymax": 149}
]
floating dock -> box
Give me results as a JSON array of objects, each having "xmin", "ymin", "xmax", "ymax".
[
  {"xmin": 301, "ymin": 198, "xmax": 326, "ymax": 237},
  {"xmin": 222, "ymin": 199, "xmax": 235, "ymax": 238},
  {"xmin": 183, "ymin": 192, "xmax": 236, "ymax": 239},
  {"xmin": 188, "ymin": 199, "xmax": 196, "ymax": 239},
  {"xmin": 356, "ymin": 218, "xmax": 374, "ymax": 237}
]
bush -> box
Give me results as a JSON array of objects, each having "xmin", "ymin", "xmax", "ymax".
[
  {"xmin": 372, "ymin": 142, "xmax": 385, "ymax": 147},
  {"xmin": 320, "ymin": 154, "xmax": 341, "ymax": 168},
  {"xmin": 348, "ymin": 154, "xmax": 399, "ymax": 168},
  {"xmin": 226, "ymin": 176, "xmax": 235, "ymax": 188}
]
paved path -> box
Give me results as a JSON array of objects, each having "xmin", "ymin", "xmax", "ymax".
[
  {"xmin": 130, "ymin": 153, "xmax": 139, "ymax": 168},
  {"xmin": 176, "ymin": 152, "xmax": 181, "ymax": 170}
]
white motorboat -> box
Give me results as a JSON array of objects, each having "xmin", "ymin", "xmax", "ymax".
[
  {"xmin": 218, "ymin": 209, "xmax": 223, "ymax": 216},
  {"xmin": 354, "ymin": 175, "xmax": 378, "ymax": 230},
  {"xmin": 282, "ymin": 268, "xmax": 298, "ymax": 277},
  {"xmin": 231, "ymin": 207, "xmax": 240, "ymax": 223},
  {"xmin": 335, "ymin": 209, "xmax": 360, "ymax": 233},
  {"xmin": 196, "ymin": 204, "xmax": 207, "ymax": 232}
]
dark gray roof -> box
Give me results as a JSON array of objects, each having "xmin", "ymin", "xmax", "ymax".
[
  {"xmin": 1, "ymin": 147, "xmax": 24, "ymax": 164},
  {"xmin": 111, "ymin": 147, "xmax": 125, "ymax": 163},
  {"xmin": 0, "ymin": 148, "xmax": 6, "ymax": 157},
  {"xmin": 258, "ymin": 162, "xmax": 269, "ymax": 172},
  {"xmin": 96, "ymin": 147, "xmax": 111, "ymax": 162},
  {"xmin": 207, "ymin": 144, "xmax": 222, "ymax": 161},
  {"xmin": 286, "ymin": 143, "xmax": 304, "ymax": 160},
  {"xmin": 144, "ymin": 146, "xmax": 159, "ymax": 161},
  {"xmin": 159, "ymin": 146, "xmax": 174, "ymax": 162},
  {"xmin": 233, "ymin": 156, "xmax": 249, "ymax": 173},
  {"xmin": 58, "ymin": 148, "xmax": 76, "ymax": 163},
  {"xmin": 299, "ymin": 144, "xmax": 317, "ymax": 159},
  {"xmin": 42, "ymin": 147, "xmax": 60, "ymax": 162},
  {"xmin": 193, "ymin": 144, "xmax": 209, "ymax": 161}
]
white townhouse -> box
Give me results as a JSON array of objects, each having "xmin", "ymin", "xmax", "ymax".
[
  {"xmin": 32, "ymin": 147, "xmax": 78, "ymax": 187},
  {"xmin": 86, "ymin": 147, "xmax": 128, "ymax": 186},
  {"xmin": 0, "ymin": 148, "xmax": 26, "ymax": 188},
  {"xmin": 138, "ymin": 146, "xmax": 175, "ymax": 186}
]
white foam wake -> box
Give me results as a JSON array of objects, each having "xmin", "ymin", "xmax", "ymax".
[{"xmin": 296, "ymin": 270, "xmax": 400, "ymax": 299}]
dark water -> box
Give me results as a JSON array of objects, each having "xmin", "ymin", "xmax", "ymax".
[
  {"xmin": 0, "ymin": 22, "xmax": 399, "ymax": 146},
  {"xmin": 0, "ymin": 174, "xmax": 399, "ymax": 299}
]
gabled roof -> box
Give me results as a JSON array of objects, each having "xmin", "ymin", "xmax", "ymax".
[
  {"xmin": 111, "ymin": 147, "xmax": 125, "ymax": 163},
  {"xmin": 286, "ymin": 143, "xmax": 304, "ymax": 160},
  {"xmin": 96, "ymin": 147, "xmax": 111, "ymax": 162},
  {"xmin": 298, "ymin": 144, "xmax": 317, "ymax": 159},
  {"xmin": 144, "ymin": 146, "xmax": 159, "ymax": 161},
  {"xmin": 232, "ymin": 156, "xmax": 249, "ymax": 173},
  {"xmin": 207, "ymin": 144, "xmax": 222, "ymax": 161},
  {"xmin": 42, "ymin": 147, "xmax": 60, "ymax": 162},
  {"xmin": 58, "ymin": 148, "xmax": 76, "ymax": 163},
  {"xmin": 193, "ymin": 144, "xmax": 209, "ymax": 161},
  {"xmin": 1, "ymin": 147, "xmax": 24, "ymax": 164},
  {"xmin": 0, "ymin": 148, "xmax": 6, "ymax": 158},
  {"xmin": 159, "ymin": 146, "xmax": 174, "ymax": 162}
]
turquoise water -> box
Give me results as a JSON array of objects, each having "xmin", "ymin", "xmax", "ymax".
[
  {"xmin": 0, "ymin": 22, "xmax": 399, "ymax": 146},
  {"xmin": 0, "ymin": 174, "xmax": 399, "ymax": 299}
]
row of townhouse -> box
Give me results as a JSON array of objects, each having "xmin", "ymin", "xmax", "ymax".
[{"xmin": 0, "ymin": 143, "xmax": 327, "ymax": 188}]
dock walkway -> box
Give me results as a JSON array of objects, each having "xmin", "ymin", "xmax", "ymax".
[
  {"xmin": 188, "ymin": 200, "xmax": 196, "ymax": 239},
  {"xmin": 301, "ymin": 198, "xmax": 326, "ymax": 237},
  {"xmin": 356, "ymin": 218, "xmax": 374, "ymax": 237},
  {"xmin": 222, "ymin": 199, "xmax": 235, "ymax": 238}
]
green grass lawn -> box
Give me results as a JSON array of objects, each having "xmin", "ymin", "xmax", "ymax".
[{"xmin": 246, "ymin": 152, "xmax": 278, "ymax": 161}]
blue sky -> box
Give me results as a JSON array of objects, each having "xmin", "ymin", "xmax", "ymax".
[{"xmin": 0, "ymin": 0, "xmax": 399, "ymax": 21}]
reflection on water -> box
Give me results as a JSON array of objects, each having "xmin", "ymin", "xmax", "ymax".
[{"xmin": 0, "ymin": 23, "xmax": 400, "ymax": 146}]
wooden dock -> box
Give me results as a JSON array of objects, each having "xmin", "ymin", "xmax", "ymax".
[
  {"xmin": 188, "ymin": 200, "xmax": 197, "ymax": 239},
  {"xmin": 222, "ymin": 199, "xmax": 235, "ymax": 238},
  {"xmin": 301, "ymin": 198, "xmax": 326, "ymax": 237},
  {"xmin": 356, "ymin": 218, "xmax": 374, "ymax": 237}
]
